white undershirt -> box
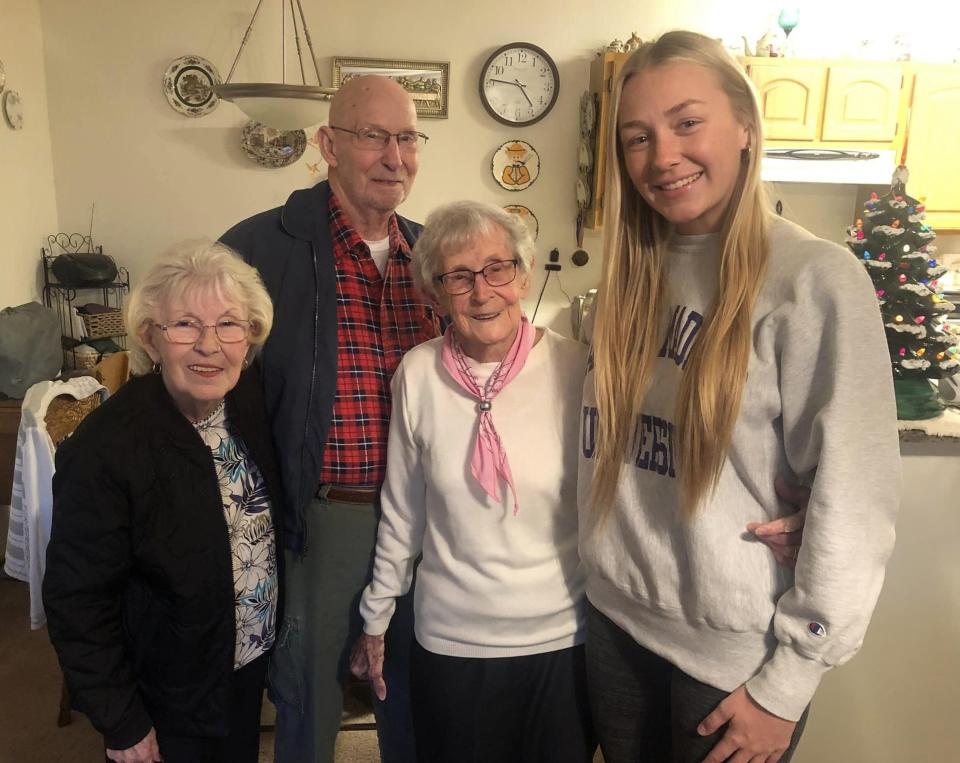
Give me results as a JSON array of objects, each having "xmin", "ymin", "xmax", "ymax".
[{"xmin": 365, "ymin": 236, "xmax": 391, "ymax": 276}]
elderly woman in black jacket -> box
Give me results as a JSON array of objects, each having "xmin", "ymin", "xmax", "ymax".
[{"xmin": 43, "ymin": 240, "xmax": 282, "ymax": 763}]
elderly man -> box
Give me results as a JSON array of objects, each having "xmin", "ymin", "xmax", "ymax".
[{"xmin": 221, "ymin": 75, "xmax": 435, "ymax": 763}]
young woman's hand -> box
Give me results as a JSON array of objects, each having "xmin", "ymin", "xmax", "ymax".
[
  {"xmin": 349, "ymin": 633, "xmax": 387, "ymax": 700},
  {"xmin": 698, "ymin": 686, "xmax": 796, "ymax": 763},
  {"xmin": 106, "ymin": 727, "xmax": 162, "ymax": 762},
  {"xmin": 747, "ymin": 476, "xmax": 809, "ymax": 569}
]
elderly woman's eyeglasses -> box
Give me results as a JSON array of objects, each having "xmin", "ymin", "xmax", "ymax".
[
  {"xmin": 153, "ymin": 319, "xmax": 250, "ymax": 344},
  {"xmin": 329, "ymin": 125, "xmax": 429, "ymax": 153},
  {"xmin": 435, "ymin": 259, "xmax": 520, "ymax": 296}
]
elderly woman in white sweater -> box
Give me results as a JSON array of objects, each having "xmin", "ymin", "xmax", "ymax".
[{"xmin": 349, "ymin": 201, "xmax": 594, "ymax": 762}]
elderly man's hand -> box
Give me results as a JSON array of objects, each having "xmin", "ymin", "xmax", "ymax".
[
  {"xmin": 106, "ymin": 727, "xmax": 162, "ymax": 762},
  {"xmin": 349, "ymin": 633, "xmax": 387, "ymax": 701},
  {"xmin": 747, "ymin": 476, "xmax": 809, "ymax": 569}
]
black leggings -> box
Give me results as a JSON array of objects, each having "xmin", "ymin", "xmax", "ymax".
[{"xmin": 586, "ymin": 604, "xmax": 808, "ymax": 763}]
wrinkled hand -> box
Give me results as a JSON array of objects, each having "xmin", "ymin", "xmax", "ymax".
[
  {"xmin": 349, "ymin": 633, "xmax": 387, "ymax": 701},
  {"xmin": 747, "ymin": 475, "xmax": 809, "ymax": 569},
  {"xmin": 106, "ymin": 727, "xmax": 162, "ymax": 762},
  {"xmin": 698, "ymin": 685, "xmax": 796, "ymax": 763}
]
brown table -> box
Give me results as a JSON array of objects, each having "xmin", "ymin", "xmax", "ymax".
[{"xmin": 0, "ymin": 398, "xmax": 23, "ymax": 505}]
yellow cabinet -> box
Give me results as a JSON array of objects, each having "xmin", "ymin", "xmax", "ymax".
[
  {"xmin": 749, "ymin": 63, "xmax": 825, "ymax": 141},
  {"xmin": 821, "ymin": 65, "xmax": 903, "ymax": 143},
  {"xmin": 904, "ymin": 67, "xmax": 960, "ymax": 230}
]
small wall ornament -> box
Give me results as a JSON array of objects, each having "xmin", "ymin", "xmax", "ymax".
[
  {"xmin": 3, "ymin": 89, "xmax": 24, "ymax": 130},
  {"xmin": 492, "ymin": 140, "xmax": 540, "ymax": 192}
]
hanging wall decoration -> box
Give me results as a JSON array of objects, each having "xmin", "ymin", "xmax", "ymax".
[
  {"xmin": 503, "ymin": 204, "xmax": 539, "ymax": 241},
  {"xmin": 0, "ymin": 59, "xmax": 6, "ymax": 94},
  {"xmin": 162, "ymin": 55, "xmax": 221, "ymax": 117},
  {"xmin": 492, "ymin": 140, "xmax": 540, "ymax": 191},
  {"xmin": 240, "ymin": 121, "xmax": 307, "ymax": 168},
  {"xmin": 3, "ymin": 89, "xmax": 23, "ymax": 130}
]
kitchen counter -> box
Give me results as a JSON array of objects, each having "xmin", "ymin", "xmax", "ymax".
[{"xmin": 898, "ymin": 407, "xmax": 960, "ymax": 443}]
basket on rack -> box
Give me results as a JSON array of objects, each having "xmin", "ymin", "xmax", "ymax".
[
  {"xmin": 81, "ymin": 309, "xmax": 125, "ymax": 339},
  {"xmin": 63, "ymin": 345, "xmax": 101, "ymax": 371}
]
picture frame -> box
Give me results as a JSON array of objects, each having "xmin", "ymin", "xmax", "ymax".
[{"xmin": 333, "ymin": 57, "xmax": 450, "ymax": 119}]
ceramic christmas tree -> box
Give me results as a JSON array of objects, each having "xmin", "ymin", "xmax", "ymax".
[{"xmin": 847, "ymin": 165, "xmax": 960, "ymax": 419}]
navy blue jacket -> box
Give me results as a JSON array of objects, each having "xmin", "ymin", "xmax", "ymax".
[{"xmin": 221, "ymin": 181, "xmax": 424, "ymax": 552}]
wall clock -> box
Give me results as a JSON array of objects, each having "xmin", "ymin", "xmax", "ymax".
[
  {"xmin": 492, "ymin": 140, "xmax": 540, "ymax": 191},
  {"xmin": 479, "ymin": 42, "xmax": 559, "ymax": 126}
]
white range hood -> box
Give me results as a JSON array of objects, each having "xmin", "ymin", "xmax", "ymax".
[{"xmin": 761, "ymin": 149, "xmax": 896, "ymax": 185}]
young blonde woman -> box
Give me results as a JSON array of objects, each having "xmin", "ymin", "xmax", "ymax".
[{"xmin": 579, "ymin": 31, "xmax": 900, "ymax": 763}]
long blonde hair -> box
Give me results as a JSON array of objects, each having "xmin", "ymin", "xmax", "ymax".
[{"xmin": 591, "ymin": 30, "xmax": 769, "ymax": 520}]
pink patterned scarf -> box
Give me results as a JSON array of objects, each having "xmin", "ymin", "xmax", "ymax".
[{"xmin": 440, "ymin": 315, "xmax": 536, "ymax": 515}]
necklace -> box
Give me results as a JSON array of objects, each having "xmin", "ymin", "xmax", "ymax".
[{"xmin": 189, "ymin": 399, "xmax": 225, "ymax": 428}]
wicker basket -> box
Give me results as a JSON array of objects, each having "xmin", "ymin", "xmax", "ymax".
[
  {"xmin": 81, "ymin": 309, "xmax": 125, "ymax": 339},
  {"xmin": 63, "ymin": 345, "xmax": 100, "ymax": 370}
]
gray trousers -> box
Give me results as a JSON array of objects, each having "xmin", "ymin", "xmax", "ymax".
[
  {"xmin": 269, "ymin": 496, "xmax": 416, "ymax": 763},
  {"xmin": 586, "ymin": 603, "xmax": 808, "ymax": 763}
]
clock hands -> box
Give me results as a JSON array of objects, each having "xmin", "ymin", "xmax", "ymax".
[
  {"xmin": 513, "ymin": 79, "xmax": 534, "ymax": 107},
  {"xmin": 488, "ymin": 77, "xmax": 534, "ymax": 108}
]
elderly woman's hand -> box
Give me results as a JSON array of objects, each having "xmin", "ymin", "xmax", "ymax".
[
  {"xmin": 349, "ymin": 633, "xmax": 387, "ymax": 701},
  {"xmin": 106, "ymin": 727, "xmax": 162, "ymax": 762}
]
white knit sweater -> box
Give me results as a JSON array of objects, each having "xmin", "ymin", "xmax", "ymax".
[{"xmin": 360, "ymin": 329, "xmax": 588, "ymax": 657}]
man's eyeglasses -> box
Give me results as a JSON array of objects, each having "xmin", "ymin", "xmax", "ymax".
[
  {"xmin": 153, "ymin": 319, "xmax": 250, "ymax": 345},
  {"xmin": 329, "ymin": 125, "xmax": 429, "ymax": 153},
  {"xmin": 435, "ymin": 259, "xmax": 520, "ymax": 296}
]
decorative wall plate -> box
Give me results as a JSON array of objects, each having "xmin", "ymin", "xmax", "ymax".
[
  {"xmin": 503, "ymin": 204, "xmax": 539, "ymax": 241},
  {"xmin": 579, "ymin": 91, "xmax": 595, "ymax": 137},
  {"xmin": 3, "ymin": 90, "xmax": 23, "ymax": 130},
  {"xmin": 162, "ymin": 55, "xmax": 221, "ymax": 117},
  {"xmin": 578, "ymin": 137, "xmax": 593, "ymax": 174},
  {"xmin": 0, "ymin": 60, "xmax": 6, "ymax": 94},
  {"xmin": 491, "ymin": 140, "xmax": 540, "ymax": 192},
  {"xmin": 240, "ymin": 121, "xmax": 307, "ymax": 168},
  {"xmin": 576, "ymin": 175, "xmax": 591, "ymax": 209}
]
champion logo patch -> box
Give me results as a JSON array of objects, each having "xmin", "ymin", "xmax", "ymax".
[{"xmin": 808, "ymin": 621, "xmax": 826, "ymax": 637}]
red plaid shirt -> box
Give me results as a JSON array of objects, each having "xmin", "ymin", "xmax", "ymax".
[{"xmin": 319, "ymin": 193, "xmax": 438, "ymax": 487}]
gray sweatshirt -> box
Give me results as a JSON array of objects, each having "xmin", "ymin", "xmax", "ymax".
[{"xmin": 578, "ymin": 216, "xmax": 900, "ymax": 721}]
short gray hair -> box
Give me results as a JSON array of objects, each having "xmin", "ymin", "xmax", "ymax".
[
  {"xmin": 412, "ymin": 201, "xmax": 536, "ymax": 301},
  {"xmin": 125, "ymin": 239, "xmax": 274, "ymax": 373}
]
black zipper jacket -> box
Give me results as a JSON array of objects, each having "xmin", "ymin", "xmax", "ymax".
[{"xmin": 42, "ymin": 368, "xmax": 283, "ymax": 749}]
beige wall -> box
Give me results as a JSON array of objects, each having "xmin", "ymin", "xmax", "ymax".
[
  {"xmin": 0, "ymin": 0, "xmax": 58, "ymax": 309},
  {"xmin": 36, "ymin": 0, "xmax": 957, "ymax": 332}
]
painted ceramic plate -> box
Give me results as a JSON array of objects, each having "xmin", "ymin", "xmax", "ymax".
[
  {"xmin": 240, "ymin": 121, "xmax": 307, "ymax": 168},
  {"xmin": 578, "ymin": 137, "xmax": 593, "ymax": 174},
  {"xmin": 580, "ymin": 91, "xmax": 596, "ymax": 137},
  {"xmin": 3, "ymin": 90, "xmax": 23, "ymax": 130},
  {"xmin": 576, "ymin": 174, "xmax": 591, "ymax": 209},
  {"xmin": 0, "ymin": 60, "xmax": 5, "ymax": 94},
  {"xmin": 491, "ymin": 140, "xmax": 540, "ymax": 192},
  {"xmin": 503, "ymin": 204, "xmax": 539, "ymax": 241},
  {"xmin": 162, "ymin": 55, "xmax": 221, "ymax": 117}
]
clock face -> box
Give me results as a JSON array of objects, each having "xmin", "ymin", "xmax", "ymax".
[{"xmin": 479, "ymin": 42, "xmax": 559, "ymax": 126}]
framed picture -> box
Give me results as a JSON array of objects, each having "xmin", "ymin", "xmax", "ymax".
[{"xmin": 333, "ymin": 57, "xmax": 450, "ymax": 119}]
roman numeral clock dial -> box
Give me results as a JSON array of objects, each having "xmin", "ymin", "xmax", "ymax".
[{"xmin": 479, "ymin": 42, "xmax": 559, "ymax": 127}]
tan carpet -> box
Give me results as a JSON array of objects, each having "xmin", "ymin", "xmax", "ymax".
[{"xmin": 0, "ymin": 573, "xmax": 380, "ymax": 763}]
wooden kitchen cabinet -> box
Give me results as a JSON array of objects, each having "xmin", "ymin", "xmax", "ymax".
[
  {"xmin": 821, "ymin": 65, "xmax": 904, "ymax": 143},
  {"xmin": 749, "ymin": 63, "xmax": 825, "ymax": 141},
  {"xmin": 902, "ymin": 67, "xmax": 960, "ymax": 230}
]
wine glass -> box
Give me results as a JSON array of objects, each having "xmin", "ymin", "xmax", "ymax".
[{"xmin": 778, "ymin": 8, "xmax": 800, "ymax": 38}]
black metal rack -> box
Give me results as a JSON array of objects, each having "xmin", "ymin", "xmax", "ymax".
[{"xmin": 41, "ymin": 234, "xmax": 130, "ymax": 369}]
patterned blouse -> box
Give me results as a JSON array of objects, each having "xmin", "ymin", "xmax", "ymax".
[{"xmin": 194, "ymin": 402, "xmax": 278, "ymax": 670}]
